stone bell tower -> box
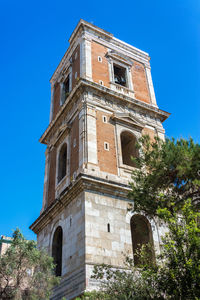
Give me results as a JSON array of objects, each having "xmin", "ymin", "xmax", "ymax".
[{"xmin": 30, "ymin": 20, "xmax": 170, "ymax": 300}]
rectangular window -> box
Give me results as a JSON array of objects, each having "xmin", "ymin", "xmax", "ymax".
[
  {"xmin": 102, "ymin": 115, "xmax": 107, "ymax": 123},
  {"xmin": 104, "ymin": 142, "xmax": 109, "ymax": 151},
  {"xmin": 98, "ymin": 56, "xmax": 102, "ymax": 62},
  {"xmin": 99, "ymin": 80, "xmax": 104, "ymax": 85},
  {"xmin": 64, "ymin": 76, "xmax": 70, "ymax": 98},
  {"xmin": 113, "ymin": 64, "xmax": 127, "ymax": 87}
]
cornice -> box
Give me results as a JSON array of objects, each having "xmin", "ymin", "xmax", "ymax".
[
  {"xmin": 29, "ymin": 173, "xmax": 131, "ymax": 234},
  {"xmin": 40, "ymin": 79, "xmax": 170, "ymax": 145}
]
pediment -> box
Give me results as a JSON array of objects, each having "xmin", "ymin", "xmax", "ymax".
[
  {"xmin": 49, "ymin": 123, "xmax": 71, "ymax": 147},
  {"xmin": 111, "ymin": 112, "xmax": 145, "ymax": 129},
  {"xmin": 106, "ymin": 50, "xmax": 133, "ymax": 66}
]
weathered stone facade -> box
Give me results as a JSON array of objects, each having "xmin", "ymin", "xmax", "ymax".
[{"xmin": 30, "ymin": 20, "xmax": 170, "ymax": 299}]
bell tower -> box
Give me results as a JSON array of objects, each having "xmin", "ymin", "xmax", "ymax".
[{"xmin": 30, "ymin": 20, "xmax": 169, "ymax": 300}]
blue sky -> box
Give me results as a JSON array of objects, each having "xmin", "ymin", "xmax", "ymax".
[{"xmin": 0, "ymin": 0, "xmax": 199, "ymax": 240}]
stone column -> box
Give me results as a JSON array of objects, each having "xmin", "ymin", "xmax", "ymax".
[
  {"xmin": 49, "ymin": 85, "xmax": 55, "ymax": 122},
  {"xmin": 145, "ymin": 65, "xmax": 158, "ymax": 107},
  {"xmin": 80, "ymin": 36, "xmax": 92, "ymax": 80},
  {"xmin": 86, "ymin": 93, "xmax": 98, "ymax": 168},
  {"xmin": 41, "ymin": 147, "xmax": 50, "ymax": 213},
  {"xmin": 60, "ymin": 82, "xmax": 65, "ymax": 105}
]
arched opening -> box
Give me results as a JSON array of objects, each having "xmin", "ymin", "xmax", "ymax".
[
  {"xmin": 52, "ymin": 226, "xmax": 63, "ymax": 276},
  {"xmin": 120, "ymin": 131, "xmax": 138, "ymax": 167},
  {"xmin": 130, "ymin": 215, "xmax": 154, "ymax": 266},
  {"xmin": 58, "ymin": 144, "xmax": 67, "ymax": 183}
]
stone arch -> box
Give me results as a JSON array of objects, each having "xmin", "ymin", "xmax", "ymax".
[
  {"xmin": 52, "ymin": 226, "xmax": 63, "ymax": 276},
  {"xmin": 58, "ymin": 143, "xmax": 67, "ymax": 183},
  {"xmin": 130, "ymin": 214, "xmax": 154, "ymax": 266},
  {"xmin": 120, "ymin": 131, "xmax": 138, "ymax": 167}
]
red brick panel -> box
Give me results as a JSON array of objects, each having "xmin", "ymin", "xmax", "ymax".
[
  {"xmin": 53, "ymin": 83, "xmax": 61, "ymax": 120},
  {"xmin": 47, "ymin": 147, "xmax": 56, "ymax": 207},
  {"xmin": 70, "ymin": 116, "xmax": 79, "ymax": 178},
  {"xmin": 96, "ymin": 111, "xmax": 117, "ymax": 175},
  {"xmin": 91, "ymin": 41, "xmax": 110, "ymax": 88},
  {"xmin": 72, "ymin": 45, "xmax": 80, "ymax": 90},
  {"xmin": 131, "ymin": 61, "xmax": 151, "ymax": 104},
  {"xmin": 142, "ymin": 127, "xmax": 155, "ymax": 142}
]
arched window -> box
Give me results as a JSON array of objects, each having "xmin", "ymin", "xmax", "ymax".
[
  {"xmin": 120, "ymin": 131, "xmax": 138, "ymax": 167},
  {"xmin": 52, "ymin": 226, "xmax": 63, "ymax": 276},
  {"xmin": 58, "ymin": 144, "xmax": 67, "ymax": 183},
  {"xmin": 130, "ymin": 215, "xmax": 154, "ymax": 266}
]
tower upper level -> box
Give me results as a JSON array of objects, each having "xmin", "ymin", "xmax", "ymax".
[{"xmin": 46, "ymin": 19, "xmax": 166, "ymax": 125}]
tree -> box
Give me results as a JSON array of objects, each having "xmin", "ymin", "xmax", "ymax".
[
  {"xmin": 0, "ymin": 229, "xmax": 59, "ymax": 300},
  {"xmin": 84, "ymin": 137, "xmax": 200, "ymax": 299}
]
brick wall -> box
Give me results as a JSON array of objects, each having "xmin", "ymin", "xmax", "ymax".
[
  {"xmin": 72, "ymin": 45, "xmax": 80, "ymax": 90},
  {"xmin": 70, "ymin": 116, "xmax": 79, "ymax": 178},
  {"xmin": 96, "ymin": 111, "xmax": 117, "ymax": 175},
  {"xmin": 142, "ymin": 127, "xmax": 155, "ymax": 141},
  {"xmin": 47, "ymin": 147, "xmax": 56, "ymax": 206},
  {"xmin": 91, "ymin": 41, "xmax": 110, "ymax": 88},
  {"xmin": 53, "ymin": 83, "xmax": 61, "ymax": 119},
  {"xmin": 131, "ymin": 61, "xmax": 151, "ymax": 104}
]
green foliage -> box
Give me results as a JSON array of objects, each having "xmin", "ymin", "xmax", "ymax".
[
  {"xmin": 0, "ymin": 228, "xmax": 59, "ymax": 300},
  {"xmin": 89, "ymin": 137, "xmax": 200, "ymax": 299},
  {"xmin": 129, "ymin": 136, "xmax": 200, "ymax": 218}
]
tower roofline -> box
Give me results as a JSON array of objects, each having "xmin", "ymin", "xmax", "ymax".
[{"xmin": 50, "ymin": 19, "xmax": 150, "ymax": 84}]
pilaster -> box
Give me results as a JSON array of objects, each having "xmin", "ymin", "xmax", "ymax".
[
  {"xmin": 145, "ymin": 65, "xmax": 158, "ymax": 107},
  {"xmin": 80, "ymin": 36, "xmax": 92, "ymax": 80}
]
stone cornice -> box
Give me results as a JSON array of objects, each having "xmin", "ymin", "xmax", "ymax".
[
  {"xmin": 39, "ymin": 78, "xmax": 170, "ymax": 145},
  {"xmin": 29, "ymin": 173, "xmax": 131, "ymax": 234}
]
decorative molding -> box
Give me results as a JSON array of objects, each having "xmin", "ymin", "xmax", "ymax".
[
  {"xmin": 106, "ymin": 50, "xmax": 133, "ymax": 67},
  {"xmin": 111, "ymin": 112, "xmax": 145, "ymax": 130}
]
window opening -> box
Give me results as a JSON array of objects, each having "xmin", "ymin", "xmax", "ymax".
[
  {"xmin": 58, "ymin": 144, "xmax": 67, "ymax": 183},
  {"xmin": 104, "ymin": 142, "xmax": 109, "ymax": 151},
  {"xmin": 64, "ymin": 76, "xmax": 70, "ymax": 100},
  {"xmin": 99, "ymin": 80, "xmax": 104, "ymax": 85},
  {"xmin": 52, "ymin": 226, "xmax": 63, "ymax": 276},
  {"xmin": 107, "ymin": 223, "xmax": 110, "ymax": 232},
  {"xmin": 102, "ymin": 116, "xmax": 107, "ymax": 123},
  {"xmin": 130, "ymin": 215, "xmax": 154, "ymax": 266},
  {"xmin": 121, "ymin": 132, "xmax": 138, "ymax": 167},
  {"xmin": 114, "ymin": 65, "xmax": 127, "ymax": 87},
  {"xmin": 73, "ymin": 138, "xmax": 76, "ymax": 148},
  {"xmin": 98, "ymin": 56, "xmax": 102, "ymax": 62}
]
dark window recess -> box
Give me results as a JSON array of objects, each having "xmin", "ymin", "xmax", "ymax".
[
  {"xmin": 121, "ymin": 132, "xmax": 138, "ymax": 167},
  {"xmin": 130, "ymin": 215, "xmax": 155, "ymax": 266},
  {"xmin": 64, "ymin": 76, "xmax": 70, "ymax": 98},
  {"xmin": 52, "ymin": 226, "xmax": 63, "ymax": 276},
  {"xmin": 114, "ymin": 65, "xmax": 127, "ymax": 87},
  {"xmin": 107, "ymin": 223, "xmax": 110, "ymax": 232},
  {"xmin": 58, "ymin": 144, "xmax": 67, "ymax": 183}
]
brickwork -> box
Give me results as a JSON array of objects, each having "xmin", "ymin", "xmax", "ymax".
[
  {"xmin": 72, "ymin": 45, "xmax": 80, "ymax": 90},
  {"xmin": 131, "ymin": 61, "xmax": 151, "ymax": 104},
  {"xmin": 53, "ymin": 83, "xmax": 61, "ymax": 119},
  {"xmin": 96, "ymin": 111, "xmax": 117, "ymax": 175},
  {"xmin": 70, "ymin": 116, "xmax": 79, "ymax": 178},
  {"xmin": 47, "ymin": 147, "xmax": 56, "ymax": 206},
  {"xmin": 91, "ymin": 41, "xmax": 110, "ymax": 88},
  {"xmin": 142, "ymin": 127, "xmax": 155, "ymax": 141}
]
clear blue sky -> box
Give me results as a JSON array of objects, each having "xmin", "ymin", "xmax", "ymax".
[{"xmin": 0, "ymin": 0, "xmax": 199, "ymax": 240}]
